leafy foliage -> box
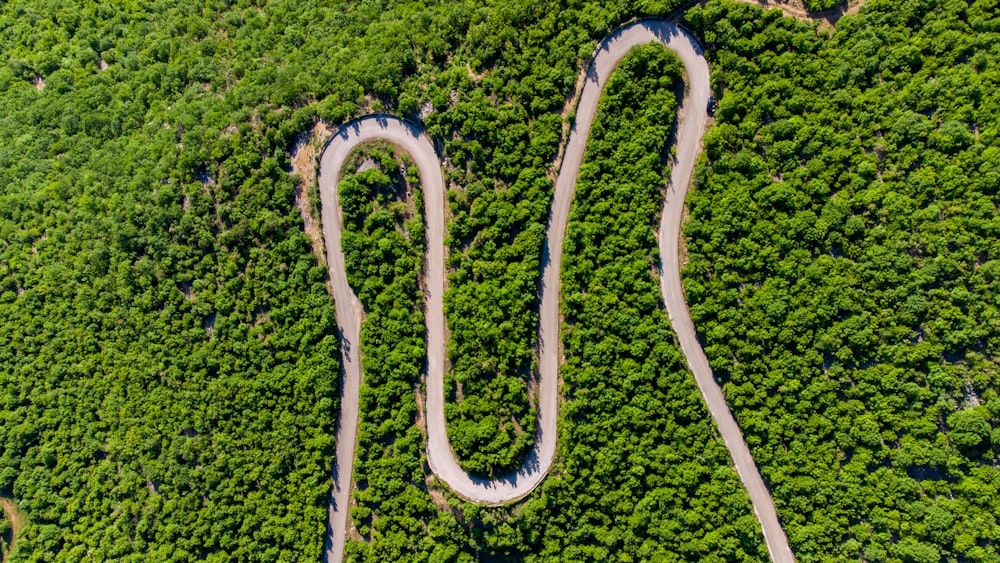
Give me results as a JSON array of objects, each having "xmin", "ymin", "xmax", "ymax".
[
  {"xmin": 337, "ymin": 144, "xmax": 456, "ymax": 561},
  {"xmin": 515, "ymin": 43, "xmax": 767, "ymax": 563},
  {"xmin": 0, "ymin": 0, "xmax": 709, "ymax": 557},
  {"xmin": 684, "ymin": 0, "xmax": 1000, "ymax": 560},
  {"xmin": 803, "ymin": 0, "xmax": 845, "ymax": 11},
  {"xmin": 0, "ymin": 508, "xmax": 10, "ymax": 561},
  {"xmin": 4, "ymin": 0, "xmax": 997, "ymax": 558},
  {"xmin": 339, "ymin": 42, "xmax": 767, "ymax": 562},
  {"xmin": 0, "ymin": 1, "xmax": 346, "ymax": 561}
]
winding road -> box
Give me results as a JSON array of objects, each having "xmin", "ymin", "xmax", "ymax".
[{"xmin": 318, "ymin": 19, "xmax": 795, "ymax": 563}]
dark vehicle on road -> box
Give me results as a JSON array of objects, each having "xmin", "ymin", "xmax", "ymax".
[{"xmin": 707, "ymin": 95, "xmax": 718, "ymax": 116}]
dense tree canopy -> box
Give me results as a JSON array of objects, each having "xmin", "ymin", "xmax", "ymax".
[
  {"xmin": 521, "ymin": 44, "xmax": 766, "ymax": 562},
  {"xmin": 0, "ymin": 0, "xmax": 709, "ymax": 558},
  {"xmin": 339, "ymin": 43, "xmax": 767, "ymax": 562},
  {"xmin": 684, "ymin": 0, "xmax": 1000, "ymax": 560},
  {"xmin": 802, "ymin": 0, "xmax": 846, "ymax": 11},
  {"xmin": 1, "ymin": 1, "xmax": 343, "ymax": 560},
  {"xmin": 335, "ymin": 143, "xmax": 445, "ymax": 561},
  {"xmin": 2, "ymin": 0, "xmax": 999, "ymax": 560}
]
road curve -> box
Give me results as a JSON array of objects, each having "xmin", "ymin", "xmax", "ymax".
[{"xmin": 318, "ymin": 20, "xmax": 795, "ymax": 563}]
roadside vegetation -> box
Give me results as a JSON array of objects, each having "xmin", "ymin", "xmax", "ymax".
[
  {"xmin": 0, "ymin": 0, "xmax": 703, "ymax": 557},
  {"xmin": 684, "ymin": 0, "xmax": 1000, "ymax": 560},
  {"xmin": 0, "ymin": 502, "xmax": 10, "ymax": 561},
  {"xmin": 340, "ymin": 43, "xmax": 767, "ymax": 562},
  {"xmin": 2, "ymin": 0, "xmax": 998, "ymax": 559},
  {"xmin": 335, "ymin": 143, "xmax": 445, "ymax": 560},
  {"xmin": 802, "ymin": 0, "xmax": 846, "ymax": 11},
  {"xmin": 520, "ymin": 43, "xmax": 767, "ymax": 562},
  {"xmin": 0, "ymin": 0, "xmax": 350, "ymax": 559}
]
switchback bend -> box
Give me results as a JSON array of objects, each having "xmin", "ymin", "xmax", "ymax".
[{"xmin": 318, "ymin": 19, "xmax": 795, "ymax": 563}]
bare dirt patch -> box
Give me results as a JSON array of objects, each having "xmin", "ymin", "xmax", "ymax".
[
  {"xmin": 427, "ymin": 488, "xmax": 452, "ymax": 512},
  {"xmin": 719, "ymin": 0, "xmax": 865, "ymax": 28},
  {"xmin": 551, "ymin": 60, "xmax": 590, "ymax": 182},
  {"xmin": 290, "ymin": 121, "xmax": 335, "ymax": 273},
  {"xmin": 1, "ymin": 496, "xmax": 26, "ymax": 561}
]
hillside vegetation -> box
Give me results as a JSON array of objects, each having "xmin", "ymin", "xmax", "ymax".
[
  {"xmin": 0, "ymin": 0, "xmax": 713, "ymax": 558},
  {"xmin": 1, "ymin": 0, "xmax": 998, "ymax": 560},
  {"xmin": 685, "ymin": 0, "xmax": 1000, "ymax": 560},
  {"xmin": 339, "ymin": 43, "xmax": 768, "ymax": 562},
  {"xmin": 1, "ymin": 503, "xmax": 10, "ymax": 561},
  {"xmin": 0, "ymin": 0, "xmax": 343, "ymax": 560},
  {"xmin": 803, "ymin": 0, "xmax": 846, "ymax": 11}
]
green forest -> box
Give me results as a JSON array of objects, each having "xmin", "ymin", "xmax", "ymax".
[
  {"xmin": 685, "ymin": 0, "xmax": 1000, "ymax": 560},
  {"xmin": 338, "ymin": 43, "xmax": 767, "ymax": 562},
  {"xmin": 1, "ymin": 0, "xmax": 999, "ymax": 561},
  {"xmin": 336, "ymin": 142, "xmax": 441, "ymax": 560}
]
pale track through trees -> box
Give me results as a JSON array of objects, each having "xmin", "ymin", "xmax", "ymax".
[
  {"xmin": 318, "ymin": 19, "xmax": 795, "ymax": 563},
  {"xmin": 0, "ymin": 497, "xmax": 23, "ymax": 562}
]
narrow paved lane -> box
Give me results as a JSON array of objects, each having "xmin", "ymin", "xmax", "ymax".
[
  {"xmin": 318, "ymin": 117, "xmax": 443, "ymax": 563},
  {"xmin": 318, "ymin": 20, "xmax": 794, "ymax": 563}
]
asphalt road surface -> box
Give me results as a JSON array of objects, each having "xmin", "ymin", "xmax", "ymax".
[{"xmin": 318, "ymin": 19, "xmax": 795, "ymax": 563}]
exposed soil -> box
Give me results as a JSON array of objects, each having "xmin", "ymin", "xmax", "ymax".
[
  {"xmin": 0, "ymin": 497, "xmax": 25, "ymax": 561},
  {"xmin": 550, "ymin": 62, "xmax": 589, "ymax": 183},
  {"xmin": 290, "ymin": 121, "xmax": 335, "ymax": 275},
  {"xmin": 427, "ymin": 488, "xmax": 454, "ymax": 514},
  {"xmin": 720, "ymin": 0, "xmax": 866, "ymax": 28}
]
